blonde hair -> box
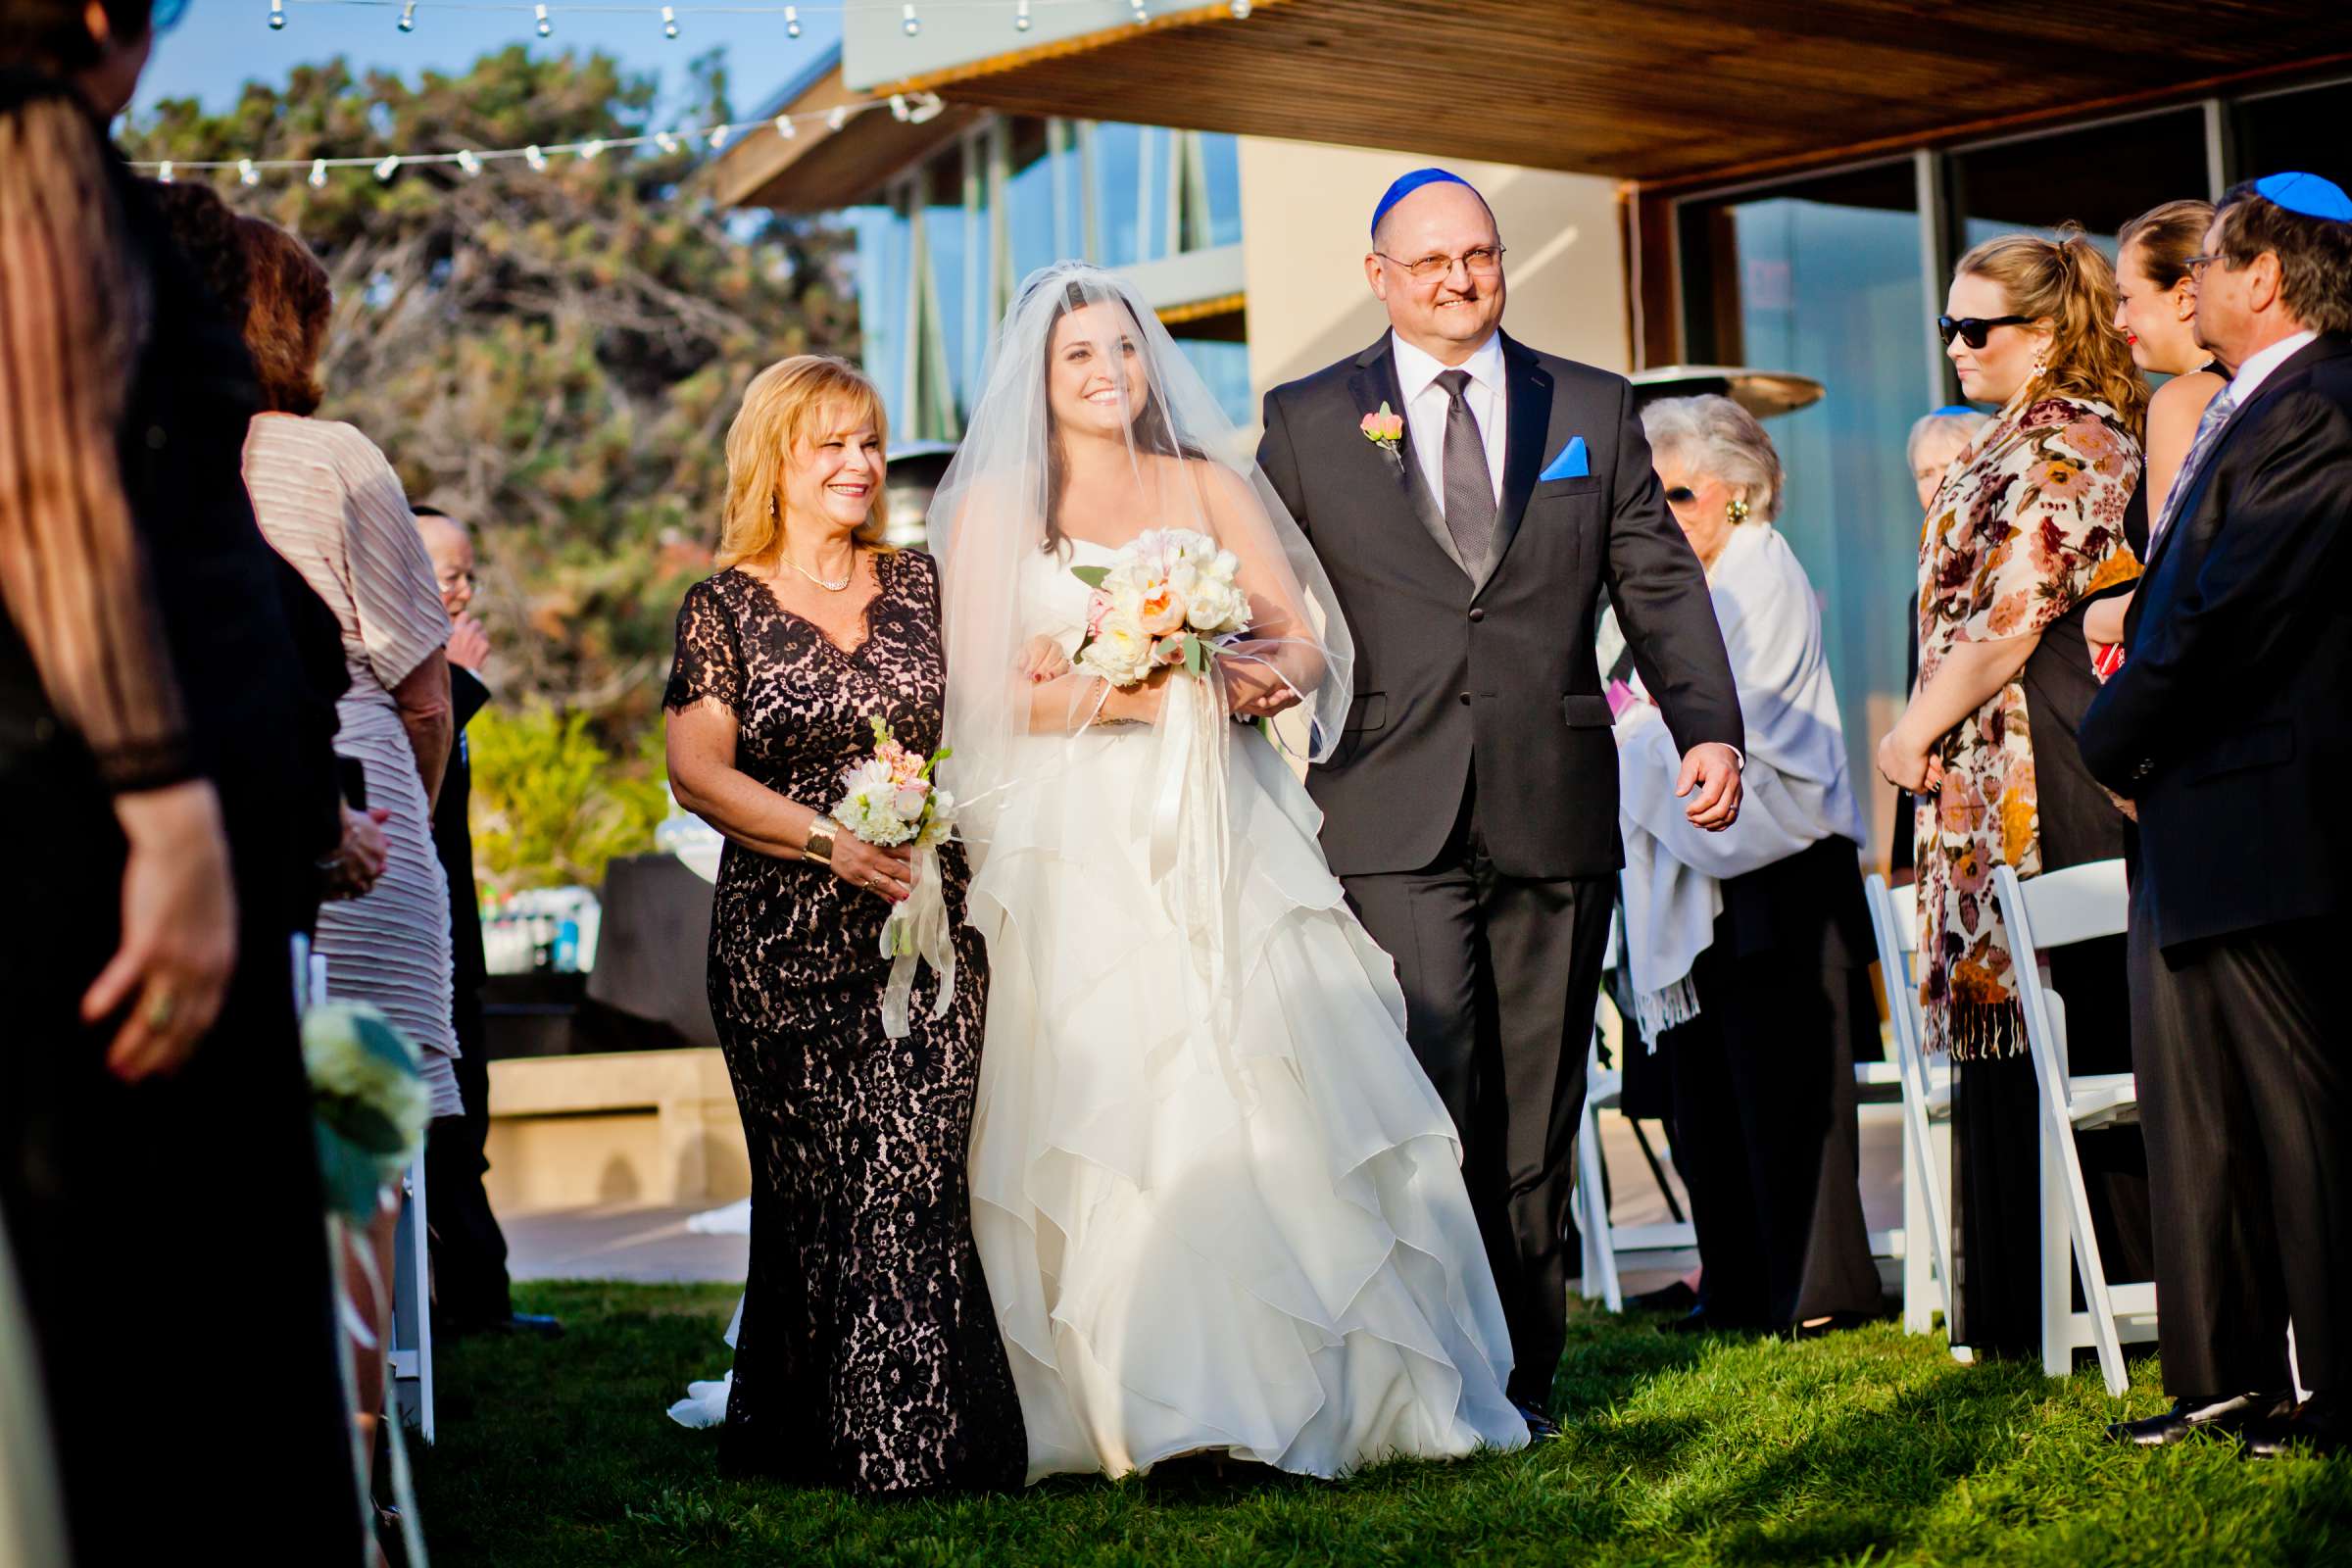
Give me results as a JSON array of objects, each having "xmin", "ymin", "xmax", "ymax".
[
  {"xmin": 1954, "ymin": 226, "xmax": 2148, "ymax": 431},
  {"xmin": 716, "ymin": 355, "xmax": 891, "ymax": 568}
]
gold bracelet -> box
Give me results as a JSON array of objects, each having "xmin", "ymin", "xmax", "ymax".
[{"xmin": 803, "ymin": 818, "xmax": 837, "ymax": 864}]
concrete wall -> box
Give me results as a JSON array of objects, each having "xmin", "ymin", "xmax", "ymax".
[
  {"xmin": 483, "ymin": 1050, "xmax": 751, "ymax": 1214},
  {"xmin": 1237, "ymin": 138, "xmax": 1631, "ymax": 416}
]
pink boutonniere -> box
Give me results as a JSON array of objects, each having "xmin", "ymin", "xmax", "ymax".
[{"xmin": 1360, "ymin": 402, "xmax": 1405, "ymax": 467}]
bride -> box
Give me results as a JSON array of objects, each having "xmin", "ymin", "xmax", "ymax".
[{"xmin": 936, "ymin": 263, "xmax": 1529, "ymax": 1481}]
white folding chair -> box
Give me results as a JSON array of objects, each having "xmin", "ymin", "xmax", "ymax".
[
  {"xmin": 297, "ymin": 942, "xmax": 435, "ymax": 1444},
  {"xmin": 1992, "ymin": 859, "xmax": 2152, "ymax": 1396},
  {"xmin": 1574, "ymin": 915, "xmax": 1698, "ymax": 1314},
  {"xmin": 1863, "ymin": 874, "xmax": 1960, "ymax": 1347}
]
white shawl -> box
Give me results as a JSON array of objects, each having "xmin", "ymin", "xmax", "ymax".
[{"xmin": 1614, "ymin": 523, "xmax": 1868, "ymax": 1040}]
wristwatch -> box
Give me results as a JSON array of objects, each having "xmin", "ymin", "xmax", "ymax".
[{"xmin": 803, "ymin": 817, "xmax": 838, "ymax": 865}]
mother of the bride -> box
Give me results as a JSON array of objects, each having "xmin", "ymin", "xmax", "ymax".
[{"xmin": 663, "ymin": 355, "xmax": 1023, "ymax": 1495}]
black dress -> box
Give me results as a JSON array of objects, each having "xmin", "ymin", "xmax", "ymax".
[
  {"xmin": 664, "ymin": 553, "xmax": 1025, "ymax": 1495},
  {"xmin": 0, "ymin": 77, "xmax": 362, "ymax": 1564}
]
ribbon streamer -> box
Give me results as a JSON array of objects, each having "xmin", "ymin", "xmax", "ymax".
[{"xmin": 879, "ymin": 841, "xmax": 956, "ymax": 1039}]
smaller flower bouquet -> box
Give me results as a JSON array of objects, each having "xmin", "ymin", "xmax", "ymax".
[
  {"xmin": 1071, "ymin": 527, "xmax": 1252, "ymax": 688},
  {"xmin": 832, "ymin": 714, "xmax": 959, "ymax": 1038},
  {"xmin": 304, "ymin": 1001, "xmax": 432, "ymax": 1222}
]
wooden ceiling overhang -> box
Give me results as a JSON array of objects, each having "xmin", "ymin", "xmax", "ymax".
[
  {"xmin": 711, "ymin": 62, "xmax": 985, "ymax": 212},
  {"xmin": 864, "ymin": 0, "xmax": 2352, "ymax": 189}
]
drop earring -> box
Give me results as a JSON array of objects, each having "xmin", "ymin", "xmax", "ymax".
[{"xmin": 1727, "ymin": 497, "xmax": 1750, "ymax": 525}]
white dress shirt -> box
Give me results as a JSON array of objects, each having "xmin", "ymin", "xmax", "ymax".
[
  {"xmin": 1391, "ymin": 329, "xmax": 1506, "ymax": 516},
  {"xmin": 2225, "ymin": 328, "xmax": 2318, "ymax": 407}
]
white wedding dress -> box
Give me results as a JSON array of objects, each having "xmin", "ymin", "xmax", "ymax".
[{"xmin": 963, "ymin": 538, "xmax": 1529, "ymax": 1482}]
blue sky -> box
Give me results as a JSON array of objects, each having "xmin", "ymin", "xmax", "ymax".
[{"xmin": 136, "ymin": 1, "xmax": 842, "ymax": 118}]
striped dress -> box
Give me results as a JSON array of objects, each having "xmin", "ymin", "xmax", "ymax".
[{"xmin": 243, "ymin": 415, "xmax": 461, "ymax": 1116}]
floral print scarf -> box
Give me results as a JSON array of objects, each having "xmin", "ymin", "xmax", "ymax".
[{"xmin": 1915, "ymin": 388, "xmax": 2140, "ymax": 1060}]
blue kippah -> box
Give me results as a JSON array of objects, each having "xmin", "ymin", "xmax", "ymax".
[
  {"xmin": 1929, "ymin": 404, "xmax": 1977, "ymax": 416},
  {"xmin": 2253, "ymin": 172, "xmax": 2352, "ymax": 221},
  {"xmin": 1371, "ymin": 168, "xmax": 1478, "ymax": 238}
]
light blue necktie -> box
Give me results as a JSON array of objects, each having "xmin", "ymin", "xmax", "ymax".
[{"xmin": 2149, "ymin": 388, "xmax": 2235, "ymax": 547}]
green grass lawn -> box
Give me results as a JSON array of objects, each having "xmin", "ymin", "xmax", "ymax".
[{"xmin": 411, "ymin": 1282, "xmax": 2348, "ymax": 1566}]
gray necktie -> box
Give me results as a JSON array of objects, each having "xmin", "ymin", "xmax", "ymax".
[
  {"xmin": 1436, "ymin": 368, "xmax": 1496, "ymax": 567},
  {"xmin": 2149, "ymin": 387, "xmax": 2235, "ymax": 547}
]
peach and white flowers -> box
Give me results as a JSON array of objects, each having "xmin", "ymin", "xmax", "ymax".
[
  {"xmin": 1361, "ymin": 401, "xmax": 1405, "ymax": 464},
  {"xmin": 833, "ymin": 715, "xmax": 960, "ymax": 1037},
  {"xmin": 1072, "ymin": 527, "xmax": 1251, "ymax": 687}
]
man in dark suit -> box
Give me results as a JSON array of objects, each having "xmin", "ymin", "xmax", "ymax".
[
  {"xmin": 414, "ymin": 506, "xmax": 559, "ymax": 1339},
  {"xmin": 1256, "ymin": 170, "xmax": 1744, "ymax": 1430},
  {"xmin": 2080, "ymin": 173, "xmax": 2352, "ymax": 1458}
]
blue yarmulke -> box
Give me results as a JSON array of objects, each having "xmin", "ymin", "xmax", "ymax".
[
  {"xmin": 1371, "ymin": 168, "xmax": 1478, "ymax": 238},
  {"xmin": 2254, "ymin": 172, "xmax": 2352, "ymax": 222},
  {"xmin": 1929, "ymin": 404, "xmax": 1977, "ymax": 416}
]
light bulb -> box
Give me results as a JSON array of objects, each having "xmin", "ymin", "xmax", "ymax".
[
  {"xmin": 524, "ymin": 144, "xmax": 548, "ymax": 171},
  {"xmin": 1130, "ymin": 0, "xmax": 1149, "ymax": 20},
  {"xmin": 457, "ymin": 148, "xmax": 481, "ymax": 176},
  {"xmin": 773, "ymin": 114, "xmax": 797, "ymax": 139},
  {"xmin": 1229, "ymin": 0, "xmax": 1251, "ymax": 15},
  {"xmin": 269, "ymin": 0, "xmax": 285, "ymax": 30},
  {"xmin": 827, "ymin": 104, "xmax": 849, "ymax": 132},
  {"xmin": 784, "ymin": 5, "xmax": 801, "ymax": 38},
  {"xmin": 707, "ymin": 124, "xmax": 730, "ymax": 150},
  {"xmin": 903, "ymin": 4, "xmax": 919, "ymax": 37},
  {"xmin": 661, "ymin": 5, "xmax": 678, "ymax": 39},
  {"xmin": 889, "ymin": 94, "xmax": 909, "ymax": 122},
  {"xmin": 1015, "ymin": 0, "xmax": 1031, "ymax": 29},
  {"xmin": 158, "ymin": 160, "xmax": 173, "ymax": 183},
  {"xmin": 238, "ymin": 158, "xmax": 258, "ymax": 186},
  {"xmin": 398, "ymin": 1, "xmax": 416, "ymax": 30},
  {"xmin": 309, "ymin": 158, "xmax": 327, "ymax": 188},
  {"xmin": 534, "ymin": 4, "xmax": 551, "ymax": 36},
  {"xmin": 375, "ymin": 154, "xmax": 401, "ymax": 180},
  {"xmin": 655, "ymin": 130, "xmax": 680, "ymax": 154},
  {"xmin": 579, "ymin": 138, "xmax": 606, "ymax": 160}
]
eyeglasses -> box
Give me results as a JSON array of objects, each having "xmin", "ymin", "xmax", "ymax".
[
  {"xmin": 2183, "ymin": 251, "xmax": 2229, "ymax": 281},
  {"xmin": 1374, "ymin": 245, "xmax": 1507, "ymax": 281},
  {"xmin": 1662, "ymin": 486, "xmax": 1697, "ymax": 505},
  {"xmin": 1936, "ymin": 315, "xmax": 2034, "ymax": 350}
]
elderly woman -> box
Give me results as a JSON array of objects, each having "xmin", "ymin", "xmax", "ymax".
[
  {"xmin": 664, "ymin": 355, "xmax": 1023, "ymax": 1495},
  {"xmin": 1890, "ymin": 407, "xmax": 1992, "ymax": 881},
  {"xmin": 1877, "ymin": 229, "xmax": 2152, "ymax": 1360},
  {"xmin": 1615, "ymin": 396, "xmax": 1881, "ymax": 1337}
]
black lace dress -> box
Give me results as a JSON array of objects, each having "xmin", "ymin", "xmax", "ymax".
[{"xmin": 663, "ymin": 550, "xmax": 1025, "ymax": 1495}]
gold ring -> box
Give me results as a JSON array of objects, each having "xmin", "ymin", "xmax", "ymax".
[{"xmin": 145, "ymin": 991, "xmax": 177, "ymax": 1029}]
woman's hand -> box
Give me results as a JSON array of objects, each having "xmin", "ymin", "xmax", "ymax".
[
  {"xmin": 2083, "ymin": 592, "xmax": 2131, "ymax": 650},
  {"xmin": 1878, "ymin": 728, "xmax": 1945, "ymax": 794},
  {"xmin": 323, "ymin": 806, "xmax": 394, "ymax": 901},
  {"xmin": 1216, "ymin": 645, "xmax": 1302, "ymax": 719},
  {"xmin": 85, "ymin": 781, "xmax": 240, "ymax": 1082},
  {"xmin": 1101, "ymin": 665, "xmax": 1174, "ymax": 724},
  {"xmin": 825, "ymin": 834, "xmax": 915, "ymax": 904},
  {"xmin": 1018, "ymin": 635, "xmax": 1071, "ymax": 683}
]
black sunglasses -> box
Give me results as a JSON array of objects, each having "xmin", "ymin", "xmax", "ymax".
[
  {"xmin": 1936, "ymin": 314, "xmax": 2034, "ymax": 350},
  {"xmin": 1663, "ymin": 485, "xmax": 1697, "ymax": 505}
]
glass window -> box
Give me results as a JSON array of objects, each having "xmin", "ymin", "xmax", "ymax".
[
  {"xmin": 922, "ymin": 144, "xmax": 971, "ymax": 429},
  {"xmin": 846, "ymin": 200, "xmax": 910, "ymax": 438},
  {"xmin": 1199, "ymin": 132, "xmax": 1242, "ymax": 249},
  {"xmin": 1677, "ymin": 161, "xmax": 1929, "ymax": 864},
  {"xmin": 2232, "ymin": 79, "xmax": 2352, "ymax": 198},
  {"xmin": 1091, "ymin": 122, "xmax": 1144, "ymax": 268},
  {"xmin": 1949, "ymin": 109, "xmax": 2208, "ymax": 261},
  {"xmin": 1004, "ymin": 117, "xmax": 1081, "ymax": 286}
]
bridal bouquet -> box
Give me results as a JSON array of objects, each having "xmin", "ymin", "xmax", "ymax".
[
  {"xmin": 1072, "ymin": 527, "xmax": 1251, "ymax": 687},
  {"xmin": 833, "ymin": 714, "xmax": 959, "ymax": 1038}
]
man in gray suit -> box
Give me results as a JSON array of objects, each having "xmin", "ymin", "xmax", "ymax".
[{"xmin": 1257, "ymin": 170, "xmax": 1744, "ymax": 1429}]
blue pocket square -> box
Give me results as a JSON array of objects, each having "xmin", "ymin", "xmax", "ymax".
[{"xmin": 1540, "ymin": 436, "xmax": 1590, "ymax": 480}]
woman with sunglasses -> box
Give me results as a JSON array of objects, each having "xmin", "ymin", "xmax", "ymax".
[
  {"xmin": 1878, "ymin": 228, "xmax": 2153, "ymax": 1365},
  {"xmin": 0, "ymin": 3, "xmax": 365, "ymax": 1562}
]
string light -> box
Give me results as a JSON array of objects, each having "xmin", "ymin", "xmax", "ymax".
[
  {"xmin": 661, "ymin": 4, "xmax": 678, "ymax": 37},
  {"xmin": 266, "ymin": 1, "xmax": 1271, "ymax": 23},
  {"xmin": 1129, "ymin": 0, "xmax": 1147, "ymax": 21},
  {"xmin": 397, "ymin": 0, "xmax": 416, "ymax": 28},
  {"xmin": 128, "ymin": 95, "xmax": 934, "ymax": 184},
  {"xmin": 158, "ymin": 160, "xmax": 174, "ymax": 182},
  {"xmin": 534, "ymin": 2, "xmax": 551, "ymax": 33},
  {"xmin": 784, "ymin": 5, "xmax": 801, "ymax": 38},
  {"xmin": 1014, "ymin": 0, "xmax": 1029, "ymax": 28},
  {"xmin": 902, "ymin": 3, "xmax": 919, "ymax": 35},
  {"xmin": 270, "ymin": 0, "xmax": 285, "ymax": 29},
  {"xmin": 1229, "ymin": 0, "xmax": 1250, "ymax": 15}
]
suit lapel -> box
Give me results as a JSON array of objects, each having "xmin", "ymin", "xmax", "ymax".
[
  {"xmin": 2141, "ymin": 333, "xmax": 2348, "ymax": 581},
  {"xmin": 1348, "ymin": 338, "xmax": 1468, "ymax": 576},
  {"xmin": 1474, "ymin": 333, "xmax": 1553, "ymax": 597}
]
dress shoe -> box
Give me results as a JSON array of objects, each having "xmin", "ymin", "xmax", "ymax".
[
  {"xmin": 1628, "ymin": 1280, "xmax": 1699, "ymax": 1314},
  {"xmin": 498, "ymin": 1311, "xmax": 565, "ymax": 1339},
  {"xmin": 2241, "ymin": 1394, "xmax": 2346, "ymax": 1460},
  {"xmin": 1663, "ymin": 1307, "xmax": 1764, "ymax": 1337},
  {"xmin": 1787, "ymin": 1312, "xmax": 1874, "ymax": 1343},
  {"xmin": 2104, "ymin": 1391, "xmax": 2290, "ymax": 1447},
  {"xmin": 1513, "ymin": 1399, "xmax": 1561, "ymax": 1441}
]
